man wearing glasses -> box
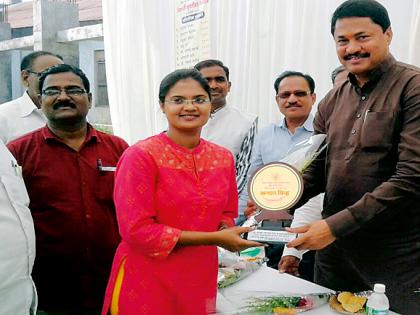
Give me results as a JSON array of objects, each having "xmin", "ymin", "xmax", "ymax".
[
  {"xmin": 0, "ymin": 51, "xmax": 63, "ymax": 143},
  {"xmin": 240, "ymin": 71, "xmax": 322, "ymax": 280},
  {"xmin": 8, "ymin": 64, "xmax": 128, "ymax": 315}
]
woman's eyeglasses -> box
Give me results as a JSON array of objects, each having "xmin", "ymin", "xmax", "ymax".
[{"xmin": 165, "ymin": 98, "xmax": 210, "ymax": 106}]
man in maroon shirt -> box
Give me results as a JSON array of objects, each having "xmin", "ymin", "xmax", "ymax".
[{"xmin": 8, "ymin": 64, "xmax": 128, "ymax": 315}]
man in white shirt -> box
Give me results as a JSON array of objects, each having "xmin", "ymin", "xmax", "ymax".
[
  {"xmin": 279, "ymin": 196, "xmax": 322, "ymax": 277},
  {"xmin": 0, "ymin": 51, "xmax": 63, "ymax": 143},
  {"xmin": 195, "ymin": 59, "xmax": 258, "ymax": 195},
  {"xmin": 0, "ymin": 140, "xmax": 36, "ymax": 315}
]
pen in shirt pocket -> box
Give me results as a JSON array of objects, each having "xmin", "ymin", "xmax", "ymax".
[
  {"xmin": 11, "ymin": 160, "xmax": 17, "ymax": 175},
  {"xmin": 11, "ymin": 160, "xmax": 22, "ymax": 176},
  {"xmin": 96, "ymin": 159, "xmax": 117, "ymax": 172}
]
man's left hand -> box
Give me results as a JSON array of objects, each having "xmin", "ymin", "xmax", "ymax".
[{"xmin": 286, "ymin": 220, "xmax": 336, "ymax": 250}]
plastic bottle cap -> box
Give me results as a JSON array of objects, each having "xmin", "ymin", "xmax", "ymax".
[{"xmin": 374, "ymin": 283, "xmax": 386, "ymax": 293}]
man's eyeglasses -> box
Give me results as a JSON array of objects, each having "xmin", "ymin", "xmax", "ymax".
[
  {"xmin": 41, "ymin": 87, "xmax": 87, "ymax": 97},
  {"xmin": 277, "ymin": 91, "xmax": 311, "ymax": 99},
  {"xmin": 26, "ymin": 69, "xmax": 43, "ymax": 77},
  {"xmin": 165, "ymin": 97, "xmax": 210, "ymax": 106}
]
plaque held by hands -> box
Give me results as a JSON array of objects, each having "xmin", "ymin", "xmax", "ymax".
[
  {"xmin": 243, "ymin": 162, "xmax": 303, "ymax": 244},
  {"xmin": 242, "ymin": 134, "xmax": 327, "ymax": 244}
]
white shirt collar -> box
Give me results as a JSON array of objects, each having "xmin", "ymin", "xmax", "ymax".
[
  {"xmin": 211, "ymin": 104, "xmax": 227, "ymax": 116},
  {"xmin": 19, "ymin": 91, "xmax": 39, "ymax": 118}
]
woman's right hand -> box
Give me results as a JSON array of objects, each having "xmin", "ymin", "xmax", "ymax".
[{"xmin": 215, "ymin": 226, "xmax": 263, "ymax": 252}]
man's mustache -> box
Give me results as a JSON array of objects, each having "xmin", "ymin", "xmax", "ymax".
[
  {"xmin": 52, "ymin": 101, "xmax": 76, "ymax": 110},
  {"xmin": 285, "ymin": 103, "xmax": 301, "ymax": 108},
  {"xmin": 344, "ymin": 52, "xmax": 370, "ymax": 60}
]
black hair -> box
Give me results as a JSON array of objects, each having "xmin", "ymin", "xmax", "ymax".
[
  {"xmin": 20, "ymin": 51, "xmax": 63, "ymax": 71},
  {"xmin": 159, "ymin": 68, "xmax": 211, "ymax": 103},
  {"xmin": 331, "ymin": 0, "xmax": 391, "ymax": 35},
  {"xmin": 194, "ymin": 59, "xmax": 230, "ymax": 81},
  {"xmin": 38, "ymin": 64, "xmax": 90, "ymax": 93},
  {"xmin": 331, "ymin": 65, "xmax": 346, "ymax": 83},
  {"xmin": 273, "ymin": 71, "xmax": 315, "ymax": 94}
]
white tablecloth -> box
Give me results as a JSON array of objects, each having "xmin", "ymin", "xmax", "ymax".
[{"xmin": 216, "ymin": 265, "xmax": 399, "ymax": 314}]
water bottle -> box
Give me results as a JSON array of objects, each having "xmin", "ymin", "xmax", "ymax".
[{"xmin": 365, "ymin": 283, "xmax": 389, "ymax": 315}]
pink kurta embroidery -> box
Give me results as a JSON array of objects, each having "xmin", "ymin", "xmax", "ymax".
[{"xmin": 102, "ymin": 132, "xmax": 237, "ymax": 315}]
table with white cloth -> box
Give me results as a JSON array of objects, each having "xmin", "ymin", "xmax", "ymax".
[{"xmin": 216, "ymin": 265, "xmax": 399, "ymax": 314}]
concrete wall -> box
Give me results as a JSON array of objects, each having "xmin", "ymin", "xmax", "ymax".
[
  {"xmin": 0, "ymin": 23, "xmax": 12, "ymax": 103},
  {"xmin": 33, "ymin": 0, "xmax": 79, "ymax": 65},
  {"xmin": 79, "ymin": 40, "xmax": 106, "ymax": 124},
  {"xmin": 10, "ymin": 50, "xmax": 31, "ymax": 99}
]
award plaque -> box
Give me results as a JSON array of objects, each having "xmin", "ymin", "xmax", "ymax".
[{"xmin": 244, "ymin": 162, "xmax": 303, "ymax": 244}]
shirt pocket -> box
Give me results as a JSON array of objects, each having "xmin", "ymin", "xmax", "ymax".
[
  {"xmin": 360, "ymin": 111, "xmax": 396, "ymax": 150},
  {"xmin": 95, "ymin": 168, "xmax": 116, "ymax": 203}
]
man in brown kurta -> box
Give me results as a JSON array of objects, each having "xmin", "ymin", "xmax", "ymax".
[{"xmin": 285, "ymin": 1, "xmax": 420, "ymax": 313}]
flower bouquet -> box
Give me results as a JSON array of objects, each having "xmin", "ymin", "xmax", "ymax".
[
  {"xmin": 237, "ymin": 292, "xmax": 332, "ymax": 314},
  {"xmin": 217, "ymin": 247, "xmax": 267, "ymax": 289},
  {"xmin": 281, "ymin": 134, "xmax": 327, "ymax": 173}
]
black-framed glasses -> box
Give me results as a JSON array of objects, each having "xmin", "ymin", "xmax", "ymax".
[
  {"xmin": 41, "ymin": 87, "xmax": 87, "ymax": 97},
  {"xmin": 277, "ymin": 91, "xmax": 311, "ymax": 99},
  {"xmin": 26, "ymin": 69, "xmax": 43, "ymax": 77},
  {"xmin": 165, "ymin": 97, "xmax": 210, "ymax": 106}
]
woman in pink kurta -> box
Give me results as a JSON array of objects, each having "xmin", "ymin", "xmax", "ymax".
[{"xmin": 102, "ymin": 69, "xmax": 260, "ymax": 315}]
